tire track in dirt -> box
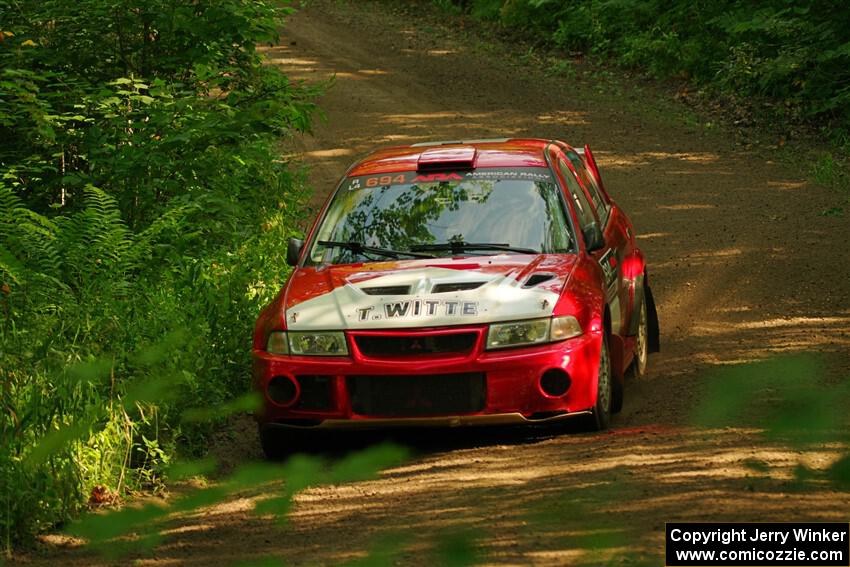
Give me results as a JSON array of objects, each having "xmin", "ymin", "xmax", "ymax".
[{"xmin": 19, "ymin": 1, "xmax": 850, "ymax": 565}]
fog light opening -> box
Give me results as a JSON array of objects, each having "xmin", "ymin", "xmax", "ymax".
[
  {"xmin": 540, "ymin": 369, "xmax": 571, "ymax": 397},
  {"xmin": 267, "ymin": 375, "xmax": 300, "ymax": 407}
]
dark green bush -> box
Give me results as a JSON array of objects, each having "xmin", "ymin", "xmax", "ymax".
[{"xmin": 0, "ymin": 0, "xmax": 317, "ymax": 548}]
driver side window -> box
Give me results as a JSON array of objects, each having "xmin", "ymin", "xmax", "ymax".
[
  {"xmin": 567, "ymin": 151, "xmax": 610, "ymax": 226},
  {"xmin": 557, "ymin": 158, "xmax": 598, "ymax": 230}
]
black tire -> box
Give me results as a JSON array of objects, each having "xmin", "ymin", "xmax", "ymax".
[
  {"xmin": 630, "ymin": 286, "xmax": 650, "ymax": 378},
  {"xmin": 258, "ymin": 425, "xmax": 307, "ymax": 460},
  {"xmin": 585, "ymin": 334, "xmax": 613, "ymax": 431}
]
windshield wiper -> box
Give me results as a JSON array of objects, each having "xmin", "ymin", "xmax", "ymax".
[
  {"xmin": 409, "ymin": 242, "xmax": 540, "ymax": 255},
  {"xmin": 318, "ymin": 240, "xmax": 435, "ymax": 259}
]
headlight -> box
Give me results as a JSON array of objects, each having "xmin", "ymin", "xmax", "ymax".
[
  {"xmin": 487, "ymin": 319, "xmax": 550, "ymax": 349},
  {"xmin": 486, "ymin": 316, "xmax": 582, "ymax": 350},
  {"xmin": 288, "ymin": 331, "xmax": 348, "ymax": 356},
  {"xmin": 266, "ymin": 331, "xmax": 289, "ymax": 355}
]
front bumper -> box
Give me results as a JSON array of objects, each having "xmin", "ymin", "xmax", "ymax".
[{"xmin": 253, "ymin": 324, "xmax": 601, "ymax": 429}]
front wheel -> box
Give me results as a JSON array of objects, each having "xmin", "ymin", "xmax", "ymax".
[{"xmin": 586, "ymin": 334, "xmax": 613, "ymax": 431}]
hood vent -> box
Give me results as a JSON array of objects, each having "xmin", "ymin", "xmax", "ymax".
[
  {"xmin": 523, "ymin": 273, "xmax": 556, "ymax": 288},
  {"xmin": 360, "ymin": 285, "xmax": 411, "ymax": 296},
  {"xmin": 431, "ymin": 282, "xmax": 486, "ymax": 293}
]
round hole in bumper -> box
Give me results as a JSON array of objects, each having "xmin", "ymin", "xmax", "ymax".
[
  {"xmin": 267, "ymin": 375, "xmax": 300, "ymax": 407},
  {"xmin": 539, "ymin": 368, "xmax": 572, "ymax": 397}
]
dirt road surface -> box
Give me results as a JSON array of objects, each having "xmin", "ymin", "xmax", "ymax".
[{"xmin": 18, "ymin": 1, "xmax": 850, "ymax": 565}]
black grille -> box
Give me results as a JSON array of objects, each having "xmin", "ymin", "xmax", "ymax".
[
  {"xmin": 293, "ymin": 375, "xmax": 334, "ymax": 410},
  {"xmin": 347, "ymin": 372, "xmax": 486, "ymax": 416},
  {"xmin": 354, "ymin": 332, "xmax": 477, "ymax": 357}
]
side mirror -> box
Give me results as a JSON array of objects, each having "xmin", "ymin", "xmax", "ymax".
[
  {"xmin": 286, "ymin": 237, "xmax": 304, "ymax": 266},
  {"xmin": 582, "ymin": 222, "xmax": 605, "ymax": 253}
]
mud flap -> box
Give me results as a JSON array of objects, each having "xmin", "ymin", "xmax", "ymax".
[
  {"xmin": 626, "ymin": 274, "xmax": 660, "ymax": 353},
  {"xmin": 612, "ymin": 377, "xmax": 624, "ymax": 414},
  {"xmin": 608, "ymin": 332, "xmax": 625, "ymax": 413},
  {"xmin": 646, "ymin": 284, "xmax": 660, "ymax": 353}
]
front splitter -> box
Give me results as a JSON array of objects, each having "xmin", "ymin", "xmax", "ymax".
[{"xmin": 263, "ymin": 410, "xmax": 591, "ymax": 430}]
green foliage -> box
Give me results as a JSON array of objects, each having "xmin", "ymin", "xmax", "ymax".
[
  {"xmin": 436, "ymin": 0, "xmax": 850, "ymax": 135},
  {"xmin": 692, "ymin": 355, "xmax": 850, "ymax": 445},
  {"xmin": 36, "ymin": 353, "xmax": 848, "ymax": 566},
  {"xmin": 431, "ymin": 529, "xmax": 482, "ymax": 566},
  {"xmin": 432, "ymin": 0, "xmax": 465, "ymax": 15},
  {"xmin": 692, "ymin": 354, "xmax": 850, "ymax": 488},
  {"xmin": 62, "ymin": 442, "xmax": 410, "ymax": 559},
  {"xmin": 0, "ymin": 0, "xmax": 317, "ymax": 548}
]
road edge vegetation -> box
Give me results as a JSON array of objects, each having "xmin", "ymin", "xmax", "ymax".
[
  {"xmin": 429, "ymin": 0, "xmax": 850, "ymax": 212},
  {"xmin": 0, "ymin": 0, "xmax": 318, "ymax": 549}
]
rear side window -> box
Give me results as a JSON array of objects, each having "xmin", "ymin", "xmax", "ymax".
[
  {"xmin": 566, "ymin": 151, "xmax": 610, "ymax": 225},
  {"xmin": 557, "ymin": 159, "xmax": 597, "ymax": 230}
]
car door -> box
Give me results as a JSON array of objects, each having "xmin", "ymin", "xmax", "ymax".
[
  {"xmin": 554, "ymin": 150, "xmax": 631, "ymax": 338},
  {"xmin": 569, "ymin": 149, "xmax": 642, "ymax": 337}
]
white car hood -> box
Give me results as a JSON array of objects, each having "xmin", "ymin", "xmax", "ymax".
[{"xmin": 284, "ymin": 260, "xmax": 569, "ymax": 331}]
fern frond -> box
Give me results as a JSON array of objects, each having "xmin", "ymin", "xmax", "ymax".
[
  {"xmin": 53, "ymin": 185, "xmax": 139, "ymax": 294},
  {"xmin": 0, "ymin": 184, "xmax": 63, "ymax": 282},
  {"xmin": 0, "ymin": 243, "xmax": 25, "ymax": 285}
]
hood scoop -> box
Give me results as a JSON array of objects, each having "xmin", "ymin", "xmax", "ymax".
[
  {"xmin": 523, "ymin": 273, "xmax": 556, "ymax": 288},
  {"xmin": 360, "ymin": 285, "xmax": 411, "ymax": 296},
  {"xmin": 360, "ymin": 281, "xmax": 488, "ymax": 295},
  {"xmin": 431, "ymin": 281, "xmax": 486, "ymax": 293}
]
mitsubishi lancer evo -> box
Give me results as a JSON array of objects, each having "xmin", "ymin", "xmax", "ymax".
[{"xmin": 252, "ymin": 138, "xmax": 659, "ymax": 457}]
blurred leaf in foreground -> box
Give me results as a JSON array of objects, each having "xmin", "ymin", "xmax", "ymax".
[
  {"xmin": 432, "ymin": 528, "xmax": 482, "ymax": 567},
  {"xmin": 180, "ymin": 392, "xmax": 263, "ymax": 424},
  {"xmin": 691, "ymin": 354, "xmax": 849, "ymax": 447},
  {"xmin": 65, "ymin": 442, "xmax": 410, "ymax": 558},
  {"xmin": 827, "ymin": 453, "xmax": 850, "ymax": 489},
  {"xmin": 231, "ymin": 557, "xmax": 285, "ymax": 567},
  {"xmin": 341, "ymin": 532, "xmax": 410, "ymax": 567}
]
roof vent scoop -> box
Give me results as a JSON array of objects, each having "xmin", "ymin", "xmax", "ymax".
[{"xmin": 416, "ymin": 147, "xmax": 477, "ymax": 172}]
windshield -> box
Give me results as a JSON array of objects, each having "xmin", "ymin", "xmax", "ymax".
[{"xmin": 308, "ymin": 167, "xmax": 574, "ymax": 265}]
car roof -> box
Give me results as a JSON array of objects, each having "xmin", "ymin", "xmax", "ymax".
[{"xmin": 347, "ymin": 138, "xmax": 561, "ymax": 177}]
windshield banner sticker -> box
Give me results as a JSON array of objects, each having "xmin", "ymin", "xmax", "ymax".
[
  {"xmin": 463, "ymin": 169, "xmax": 552, "ymax": 181},
  {"xmin": 346, "ymin": 167, "xmax": 554, "ymax": 190}
]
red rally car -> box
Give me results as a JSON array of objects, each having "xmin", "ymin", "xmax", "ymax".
[{"xmin": 253, "ymin": 138, "xmax": 660, "ymax": 457}]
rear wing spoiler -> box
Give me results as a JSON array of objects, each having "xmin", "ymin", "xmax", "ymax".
[{"xmin": 574, "ymin": 144, "xmax": 608, "ymax": 197}]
